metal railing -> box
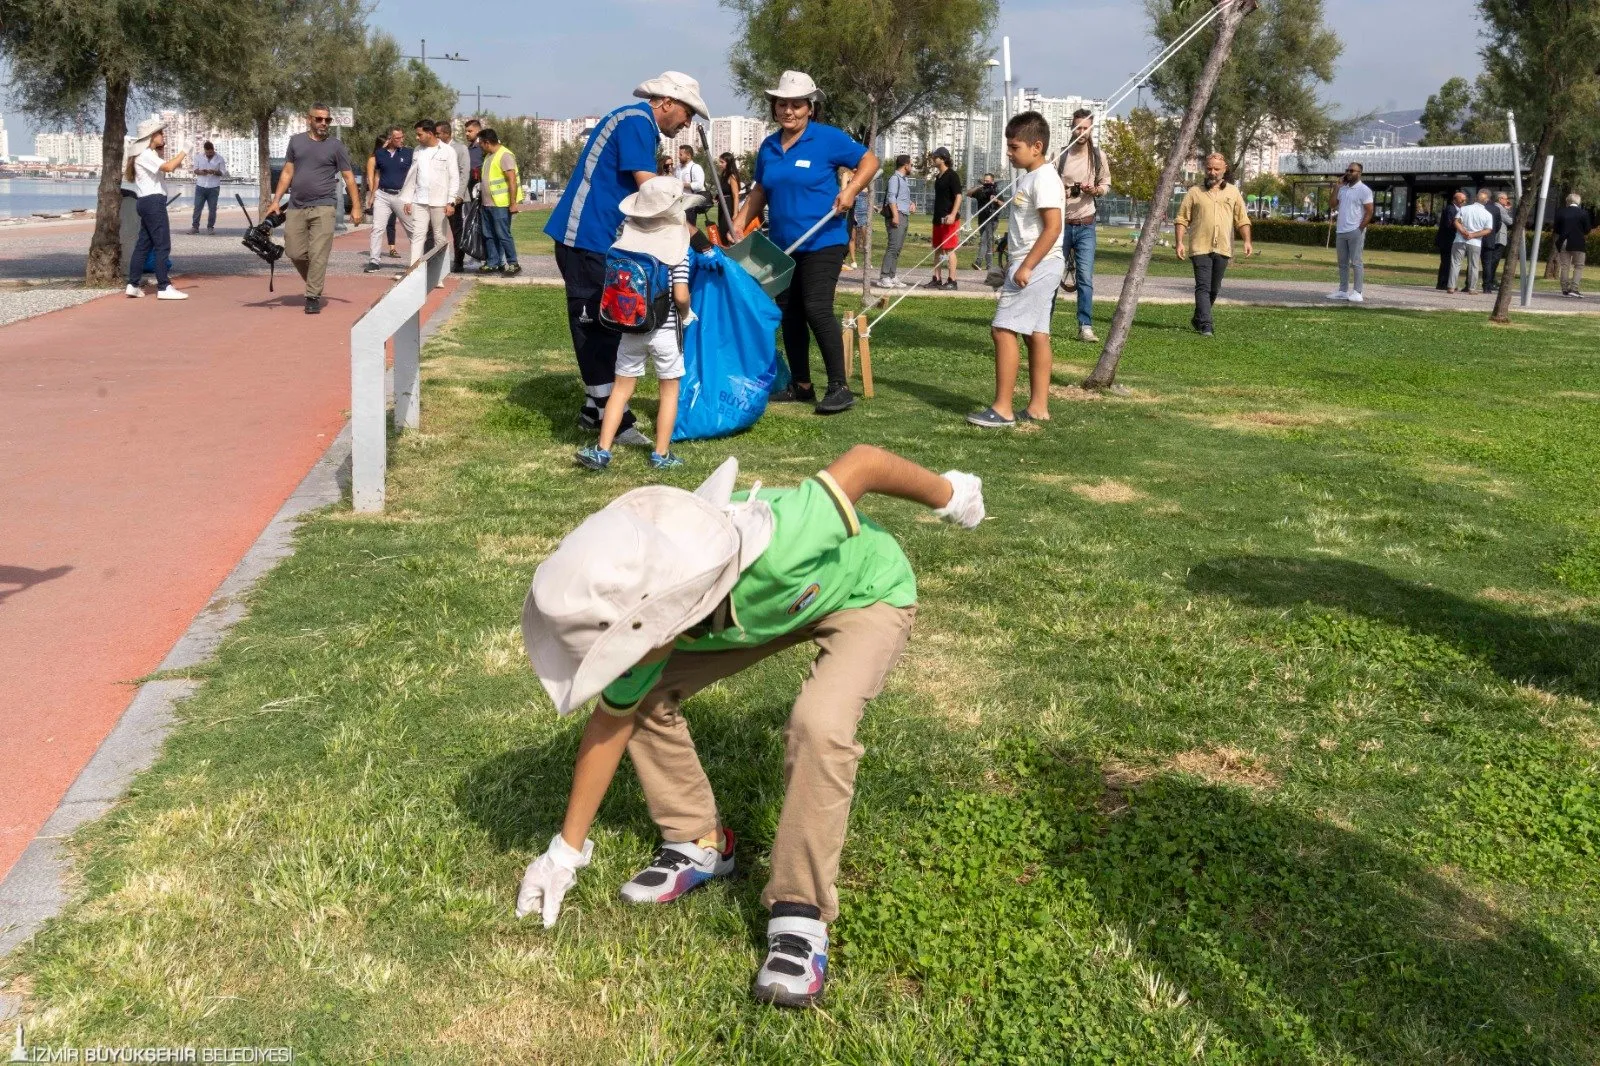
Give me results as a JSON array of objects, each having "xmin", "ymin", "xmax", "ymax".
[{"xmin": 350, "ymin": 241, "xmax": 451, "ymax": 513}]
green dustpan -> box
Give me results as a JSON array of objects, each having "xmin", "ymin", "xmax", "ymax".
[{"xmin": 724, "ymin": 209, "xmax": 838, "ymax": 299}]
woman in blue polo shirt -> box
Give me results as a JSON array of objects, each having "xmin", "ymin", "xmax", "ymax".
[{"xmin": 730, "ymin": 71, "xmax": 879, "ymax": 415}]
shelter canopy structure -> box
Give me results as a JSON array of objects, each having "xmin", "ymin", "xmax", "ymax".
[{"xmin": 1279, "ymin": 143, "xmax": 1534, "ymax": 224}]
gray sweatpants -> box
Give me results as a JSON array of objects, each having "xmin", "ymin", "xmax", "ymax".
[
  {"xmin": 1337, "ymin": 228, "xmax": 1366, "ymax": 293},
  {"xmin": 880, "ymin": 216, "xmax": 910, "ymax": 279}
]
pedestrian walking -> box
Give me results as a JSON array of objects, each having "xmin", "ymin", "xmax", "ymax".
[
  {"xmin": 1553, "ymin": 192, "xmax": 1589, "ymax": 298},
  {"xmin": 967, "ymin": 173, "xmax": 1001, "ymax": 271},
  {"xmin": 545, "ymin": 71, "xmax": 708, "ymax": 442},
  {"xmin": 675, "ymin": 144, "xmax": 706, "ymax": 227},
  {"xmin": 263, "ymin": 104, "xmax": 362, "ymax": 314},
  {"xmin": 478, "ymin": 128, "xmax": 522, "ymax": 276},
  {"xmin": 124, "ymin": 125, "xmax": 188, "ymax": 301},
  {"xmin": 926, "ymin": 147, "xmax": 962, "ymax": 289},
  {"xmin": 400, "ymin": 119, "xmax": 459, "ymax": 268},
  {"xmin": 876, "ymin": 155, "xmax": 913, "ymax": 288},
  {"xmin": 516, "ymin": 447, "xmax": 985, "ymax": 1008},
  {"xmin": 1326, "ymin": 161, "xmax": 1373, "ymax": 303},
  {"xmin": 1056, "ymin": 108, "xmax": 1111, "ymax": 341},
  {"xmin": 1174, "ymin": 154, "xmax": 1253, "ymax": 337},
  {"xmin": 730, "ymin": 70, "xmax": 880, "ymax": 414},
  {"xmin": 1483, "ymin": 191, "xmax": 1513, "ymax": 292},
  {"xmin": 438, "ymin": 119, "xmax": 472, "ymax": 272},
  {"xmin": 365, "ymin": 127, "xmax": 412, "ymax": 271},
  {"xmin": 189, "ymin": 141, "xmax": 226, "ymax": 235},
  {"xmin": 1448, "ymin": 190, "xmax": 1493, "ymax": 294},
  {"xmin": 1435, "ymin": 191, "xmax": 1463, "ymax": 290}
]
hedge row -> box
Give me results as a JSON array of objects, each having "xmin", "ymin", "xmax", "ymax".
[{"xmin": 1247, "ymin": 217, "xmax": 1600, "ymax": 254}]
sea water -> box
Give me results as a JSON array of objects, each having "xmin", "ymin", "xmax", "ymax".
[{"xmin": 0, "ymin": 178, "xmax": 260, "ymax": 219}]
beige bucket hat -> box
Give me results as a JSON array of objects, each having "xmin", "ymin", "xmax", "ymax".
[
  {"xmin": 764, "ymin": 70, "xmax": 825, "ymax": 103},
  {"xmin": 634, "ymin": 71, "xmax": 711, "ymax": 121},
  {"xmin": 615, "ymin": 176, "xmax": 706, "ymax": 265},
  {"xmin": 522, "ymin": 459, "xmax": 774, "ymax": 716}
]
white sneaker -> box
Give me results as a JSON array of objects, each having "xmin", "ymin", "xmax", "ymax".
[
  {"xmin": 156, "ymin": 286, "xmax": 189, "ymax": 301},
  {"xmin": 125, "ymin": 284, "xmax": 143, "ymax": 298},
  {"xmin": 1325, "ymin": 290, "xmax": 1348, "ymax": 300},
  {"xmin": 619, "ymin": 830, "xmax": 735, "ymax": 904},
  {"xmin": 1078, "ymin": 325, "xmax": 1098, "ymax": 343},
  {"xmin": 1347, "ymin": 291, "xmax": 1365, "ymax": 304}
]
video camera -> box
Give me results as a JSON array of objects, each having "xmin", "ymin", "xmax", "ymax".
[{"xmin": 236, "ymin": 193, "xmax": 287, "ymax": 291}]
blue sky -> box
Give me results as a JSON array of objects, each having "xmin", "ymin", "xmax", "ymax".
[{"xmin": 3, "ymin": 0, "xmax": 1483, "ymax": 153}]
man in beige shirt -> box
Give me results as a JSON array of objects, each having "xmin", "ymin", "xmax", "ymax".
[
  {"xmin": 1175, "ymin": 153, "xmax": 1253, "ymax": 336},
  {"xmin": 1056, "ymin": 107, "xmax": 1112, "ymax": 342}
]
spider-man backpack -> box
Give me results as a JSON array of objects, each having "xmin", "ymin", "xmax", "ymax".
[{"xmin": 599, "ymin": 249, "xmax": 672, "ymax": 333}]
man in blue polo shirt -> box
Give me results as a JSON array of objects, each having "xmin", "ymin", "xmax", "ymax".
[
  {"xmin": 366, "ymin": 126, "xmax": 412, "ymax": 271},
  {"xmin": 546, "ymin": 71, "xmax": 709, "ymax": 440}
]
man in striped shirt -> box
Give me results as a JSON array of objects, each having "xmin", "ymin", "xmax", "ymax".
[{"xmin": 545, "ymin": 71, "xmax": 709, "ymax": 441}]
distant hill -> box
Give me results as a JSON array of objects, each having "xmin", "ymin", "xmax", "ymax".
[{"xmin": 1341, "ymin": 109, "xmax": 1425, "ymax": 150}]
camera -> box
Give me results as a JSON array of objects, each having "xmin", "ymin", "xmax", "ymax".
[
  {"xmin": 1070, "ymin": 182, "xmax": 1084, "ymax": 197},
  {"xmin": 242, "ymin": 213, "xmax": 285, "ymax": 266}
]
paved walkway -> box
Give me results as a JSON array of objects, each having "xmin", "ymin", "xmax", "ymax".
[{"xmin": 0, "ymin": 223, "xmax": 456, "ymax": 882}]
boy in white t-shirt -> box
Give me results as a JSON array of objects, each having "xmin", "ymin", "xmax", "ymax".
[{"xmin": 967, "ymin": 112, "xmax": 1064, "ymax": 429}]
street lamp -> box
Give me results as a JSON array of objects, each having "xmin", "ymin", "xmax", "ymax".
[{"xmin": 403, "ymin": 39, "xmax": 469, "ymax": 66}]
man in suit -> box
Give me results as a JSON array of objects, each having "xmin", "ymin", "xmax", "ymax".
[{"xmin": 1435, "ymin": 190, "xmax": 1464, "ymax": 290}]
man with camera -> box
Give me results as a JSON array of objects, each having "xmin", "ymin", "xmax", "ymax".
[
  {"xmin": 1056, "ymin": 108, "xmax": 1111, "ymax": 342},
  {"xmin": 263, "ymin": 104, "xmax": 363, "ymax": 314}
]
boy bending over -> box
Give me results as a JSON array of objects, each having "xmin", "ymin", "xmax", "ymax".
[
  {"xmin": 517, "ymin": 446, "xmax": 985, "ymax": 1007},
  {"xmin": 967, "ymin": 111, "xmax": 1064, "ymax": 429}
]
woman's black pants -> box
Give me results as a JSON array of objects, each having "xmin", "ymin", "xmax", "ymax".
[{"xmin": 778, "ymin": 243, "xmax": 848, "ymax": 389}]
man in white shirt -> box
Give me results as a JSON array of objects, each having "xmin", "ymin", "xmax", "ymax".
[
  {"xmin": 400, "ymin": 118, "xmax": 460, "ymax": 268},
  {"xmin": 675, "ymin": 144, "xmax": 706, "ymax": 226},
  {"xmin": 1449, "ymin": 189, "xmax": 1494, "ymax": 294},
  {"xmin": 189, "ymin": 140, "xmax": 228, "ymax": 234},
  {"xmin": 1327, "ymin": 161, "xmax": 1374, "ymax": 302}
]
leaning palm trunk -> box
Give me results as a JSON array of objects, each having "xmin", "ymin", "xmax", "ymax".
[{"xmin": 1084, "ymin": 0, "xmax": 1257, "ymax": 390}]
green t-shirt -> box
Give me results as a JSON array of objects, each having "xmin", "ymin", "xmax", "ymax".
[{"xmin": 599, "ymin": 473, "xmax": 916, "ymax": 713}]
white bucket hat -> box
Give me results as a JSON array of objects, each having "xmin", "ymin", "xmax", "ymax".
[
  {"xmin": 614, "ymin": 176, "xmax": 706, "ymax": 264},
  {"xmin": 634, "ymin": 71, "xmax": 711, "ymax": 121},
  {"xmin": 522, "ymin": 459, "xmax": 774, "ymax": 716},
  {"xmin": 764, "ymin": 70, "xmax": 825, "ymax": 103}
]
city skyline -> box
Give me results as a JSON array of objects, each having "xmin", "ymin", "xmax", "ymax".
[{"xmin": 2, "ymin": 0, "xmax": 1484, "ymax": 157}]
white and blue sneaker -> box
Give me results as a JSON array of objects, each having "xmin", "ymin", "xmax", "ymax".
[
  {"xmin": 752, "ymin": 916, "xmax": 829, "ymax": 1008},
  {"xmin": 619, "ymin": 829, "xmax": 735, "ymax": 904}
]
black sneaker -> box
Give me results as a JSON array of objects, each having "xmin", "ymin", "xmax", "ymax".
[
  {"xmin": 814, "ymin": 384, "xmax": 855, "ymax": 414},
  {"xmin": 944, "ymin": 279, "xmax": 958, "ymax": 291},
  {"xmin": 503, "ymin": 263, "xmax": 523, "ymax": 277},
  {"xmin": 921, "ymin": 279, "xmax": 945, "ymax": 289},
  {"xmin": 363, "ymin": 260, "xmax": 382, "ymax": 273},
  {"xmin": 769, "ymin": 383, "xmax": 816, "ymax": 404},
  {"xmin": 304, "ymin": 297, "xmax": 322, "ymax": 315},
  {"xmin": 478, "ymin": 264, "xmax": 503, "ymax": 275}
]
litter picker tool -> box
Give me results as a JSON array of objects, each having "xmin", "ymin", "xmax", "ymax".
[
  {"xmin": 724, "ymin": 209, "xmax": 838, "ymax": 298},
  {"xmin": 698, "ymin": 124, "xmax": 735, "ymax": 246},
  {"xmin": 236, "ymin": 193, "xmax": 286, "ymax": 292}
]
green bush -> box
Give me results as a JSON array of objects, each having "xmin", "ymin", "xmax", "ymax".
[{"xmin": 1249, "ymin": 218, "xmax": 1439, "ymax": 253}]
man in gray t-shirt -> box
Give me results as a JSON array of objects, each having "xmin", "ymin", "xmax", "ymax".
[{"xmin": 264, "ymin": 105, "xmax": 362, "ymax": 313}]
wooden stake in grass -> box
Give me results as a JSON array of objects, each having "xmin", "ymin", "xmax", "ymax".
[
  {"xmin": 1084, "ymin": 0, "xmax": 1258, "ymax": 391},
  {"xmin": 856, "ymin": 313, "xmax": 874, "ymax": 398},
  {"xmin": 843, "ymin": 314, "xmax": 856, "ymax": 381}
]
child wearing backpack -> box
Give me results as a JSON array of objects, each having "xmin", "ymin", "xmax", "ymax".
[{"xmin": 577, "ymin": 176, "xmax": 702, "ymax": 471}]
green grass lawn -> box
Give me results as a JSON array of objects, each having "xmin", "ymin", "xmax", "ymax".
[
  {"xmin": 8, "ymin": 291, "xmax": 1599, "ymax": 1063},
  {"xmin": 515, "ymin": 205, "xmax": 1564, "ymax": 293}
]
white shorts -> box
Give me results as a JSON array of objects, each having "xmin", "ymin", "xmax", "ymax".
[
  {"xmin": 992, "ymin": 257, "xmax": 1064, "ymax": 337},
  {"xmin": 615, "ymin": 325, "xmax": 685, "ymax": 381}
]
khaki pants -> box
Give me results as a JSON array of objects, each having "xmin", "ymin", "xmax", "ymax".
[
  {"xmin": 1557, "ymin": 248, "xmax": 1587, "ymax": 293},
  {"xmin": 626, "ymin": 601, "xmax": 915, "ymax": 922},
  {"xmin": 407, "ymin": 204, "xmax": 448, "ymax": 266},
  {"xmin": 1449, "ymin": 241, "xmax": 1481, "ymax": 292},
  {"xmin": 284, "ymin": 205, "xmax": 335, "ymax": 299}
]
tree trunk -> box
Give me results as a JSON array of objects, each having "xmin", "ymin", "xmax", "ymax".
[
  {"xmin": 84, "ymin": 75, "xmax": 131, "ymax": 287},
  {"xmin": 1085, "ymin": 0, "xmax": 1256, "ymax": 390},
  {"xmin": 1491, "ymin": 116, "xmax": 1561, "ymax": 323},
  {"xmin": 257, "ymin": 113, "xmax": 273, "ymax": 208},
  {"xmin": 861, "ymin": 107, "xmax": 878, "ymax": 306}
]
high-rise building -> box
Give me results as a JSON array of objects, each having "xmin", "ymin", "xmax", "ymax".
[
  {"xmin": 0, "ymin": 113, "xmax": 10, "ymax": 160},
  {"xmin": 880, "ymin": 111, "xmax": 995, "ymax": 176},
  {"xmin": 709, "ymin": 116, "xmax": 769, "ymax": 161},
  {"xmin": 33, "ymin": 131, "xmax": 105, "ymax": 166},
  {"xmin": 1015, "ymin": 90, "xmax": 1109, "ymax": 159}
]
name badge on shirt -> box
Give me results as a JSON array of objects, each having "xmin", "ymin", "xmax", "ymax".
[{"xmin": 795, "ymin": 159, "xmax": 812, "ymax": 169}]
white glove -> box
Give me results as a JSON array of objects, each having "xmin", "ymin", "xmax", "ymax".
[
  {"xmin": 933, "ymin": 471, "xmax": 985, "ymax": 529},
  {"xmin": 516, "ymin": 832, "xmax": 593, "ymax": 927},
  {"xmin": 681, "ymin": 309, "xmax": 699, "ymax": 328}
]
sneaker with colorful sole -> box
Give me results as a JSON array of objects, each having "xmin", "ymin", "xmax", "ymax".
[
  {"xmin": 752, "ymin": 916, "xmax": 828, "ymax": 1008},
  {"xmin": 619, "ymin": 829, "xmax": 735, "ymax": 904}
]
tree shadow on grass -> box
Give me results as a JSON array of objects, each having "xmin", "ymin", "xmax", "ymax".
[
  {"xmin": 1187, "ymin": 555, "xmax": 1600, "ymax": 701},
  {"xmin": 1071, "ymin": 774, "xmax": 1600, "ymax": 1064}
]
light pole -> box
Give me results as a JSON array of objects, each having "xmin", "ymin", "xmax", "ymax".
[
  {"xmin": 403, "ymin": 39, "xmax": 468, "ymax": 66},
  {"xmin": 463, "ymin": 87, "xmax": 510, "ymax": 116}
]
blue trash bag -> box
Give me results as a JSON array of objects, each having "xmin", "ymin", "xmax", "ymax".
[
  {"xmin": 672, "ymin": 247, "xmax": 784, "ymax": 442},
  {"xmin": 143, "ymin": 249, "xmax": 174, "ymax": 274}
]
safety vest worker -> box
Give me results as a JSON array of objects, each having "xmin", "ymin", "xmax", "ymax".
[{"xmin": 484, "ymin": 146, "xmax": 517, "ymax": 208}]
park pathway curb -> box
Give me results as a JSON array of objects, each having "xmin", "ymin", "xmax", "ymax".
[{"xmin": 0, "ymin": 279, "xmax": 477, "ymax": 1019}]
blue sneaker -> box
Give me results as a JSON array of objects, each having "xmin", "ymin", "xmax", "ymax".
[
  {"xmin": 575, "ymin": 445, "xmax": 611, "ymax": 470},
  {"xmin": 752, "ymin": 916, "xmax": 829, "ymax": 1008},
  {"xmin": 649, "ymin": 451, "xmax": 685, "ymax": 469}
]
